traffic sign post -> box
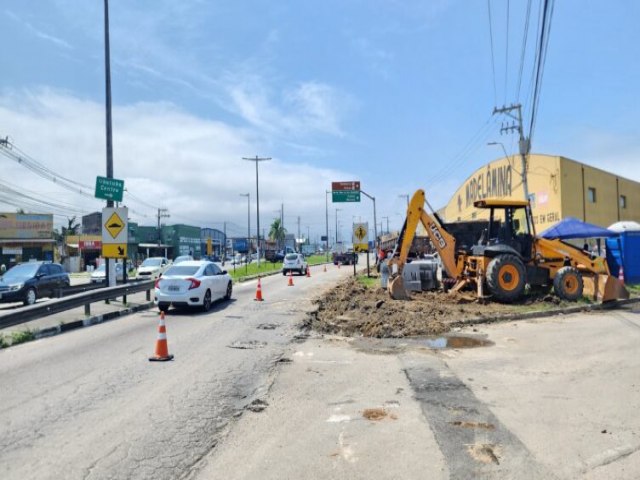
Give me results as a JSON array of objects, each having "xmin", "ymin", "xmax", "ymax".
[
  {"xmin": 95, "ymin": 176, "xmax": 124, "ymax": 202},
  {"xmin": 352, "ymin": 222, "xmax": 368, "ymax": 252},
  {"xmin": 102, "ymin": 207, "xmax": 128, "ymax": 259}
]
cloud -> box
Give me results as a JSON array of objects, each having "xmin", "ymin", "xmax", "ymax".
[
  {"xmin": 0, "ymin": 89, "xmax": 355, "ymax": 237},
  {"xmin": 5, "ymin": 9, "xmax": 73, "ymax": 50}
]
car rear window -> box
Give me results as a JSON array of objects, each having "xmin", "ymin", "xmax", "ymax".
[
  {"xmin": 285, "ymin": 254, "xmax": 298, "ymax": 261},
  {"xmin": 164, "ymin": 266, "xmax": 199, "ymax": 276}
]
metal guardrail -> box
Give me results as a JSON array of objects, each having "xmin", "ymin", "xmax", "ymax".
[{"xmin": 0, "ymin": 281, "xmax": 155, "ymax": 329}]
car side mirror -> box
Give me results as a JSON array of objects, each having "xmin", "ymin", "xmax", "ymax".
[{"xmin": 222, "ymin": 270, "xmax": 227, "ymax": 275}]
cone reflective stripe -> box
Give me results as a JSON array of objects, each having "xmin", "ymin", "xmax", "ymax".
[
  {"xmin": 149, "ymin": 312, "xmax": 174, "ymax": 361},
  {"xmin": 288, "ymin": 269, "xmax": 294, "ymax": 286},
  {"xmin": 255, "ymin": 278, "xmax": 264, "ymax": 301}
]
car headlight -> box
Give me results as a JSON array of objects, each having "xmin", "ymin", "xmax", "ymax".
[{"xmin": 10, "ymin": 283, "xmax": 24, "ymax": 291}]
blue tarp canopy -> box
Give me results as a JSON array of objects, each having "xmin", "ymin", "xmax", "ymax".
[{"xmin": 539, "ymin": 217, "xmax": 617, "ymax": 240}]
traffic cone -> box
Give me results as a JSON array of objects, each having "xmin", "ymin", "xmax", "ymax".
[
  {"xmin": 288, "ymin": 270, "xmax": 294, "ymax": 286},
  {"xmin": 338, "ymin": 261, "xmax": 341, "ymax": 269},
  {"xmin": 323, "ymin": 264, "xmax": 327, "ymax": 273},
  {"xmin": 149, "ymin": 312, "xmax": 174, "ymax": 362},
  {"xmin": 306, "ymin": 265, "xmax": 311, "ymax": 277},
  {"xmin": 254, "ymin": 278, "xmax": 264, "ymax": 301},
  {"xmin": 618, "ymin": 265, "xmax": 625, "ymax": 285}
]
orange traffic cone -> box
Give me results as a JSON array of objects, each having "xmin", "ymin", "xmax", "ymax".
[
  {"xmin": 618, "ymin": 265, "xmax": 625, "ymax": 285},
  {"xmin": 149, "ymin": 312, "xmax": 174, "ymax": 362},
  {"xmin": 306, "ymin": 265, "xmax": 311, "ymax": 277},
  {"xmin": 288, "ymin": 270, "xmax": 294, "ymax": 286},
  {"xmin": 338, "ymin": 261, "xmax": 341, "ymax": 269},
  {"xmin": 323, "ymin": 264, "xmax": 327, "ymax": 273},
  {"xmin": 254, "ymin": 278, "xmax": 264, "ymax": 301}
]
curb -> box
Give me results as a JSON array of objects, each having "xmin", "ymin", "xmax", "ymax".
[
  {"xmin": 34, "ymin": 302, "xmax": 155, "ymax": 340},
  {"xmin": 451, "ymin": 296, "xmax": 640, "ymax": 328}
]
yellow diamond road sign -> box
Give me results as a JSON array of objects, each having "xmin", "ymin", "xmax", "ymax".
[
  {"xmin": 105, "ymin": 212, "xmax": 125, "ymax": 239},
  {"xmin": 102, "ymin": 207, "xmax": 128, "ymax": 252}
]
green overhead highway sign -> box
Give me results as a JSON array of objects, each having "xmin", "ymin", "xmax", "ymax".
[
  {"xmin": 332, "ymin": 191, "xmax": 360, "ymax": 202},
  {"xmin": 95, "ymin": 176, "xmax": 124, "ymax": 202}
]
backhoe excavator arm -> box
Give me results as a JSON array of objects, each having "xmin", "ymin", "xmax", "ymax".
[{"xmin": 388, "ymin": 190, "xmax": 459, "ymax": 299}]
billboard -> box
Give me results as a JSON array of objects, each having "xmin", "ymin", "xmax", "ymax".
[{"xmin": 0, "ymin": 213, "xmax": 53, "ymax": 239}]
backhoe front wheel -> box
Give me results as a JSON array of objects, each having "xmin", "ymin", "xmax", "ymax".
[
  {"xmin": 486, "ymin": 254, "xmax": 526, "ymax": 303},
  {"xmin": 553, "ymin": 266, "xmax": 583, "ymax": 301}
]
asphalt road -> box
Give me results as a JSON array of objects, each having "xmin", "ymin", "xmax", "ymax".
[
  {"xmin": 193, "ymin": 305, "xmax": 640, "ymax": 480},
  {"xmin": 0, "ymin": 263, "xmax": 354, "ymax": 480}
]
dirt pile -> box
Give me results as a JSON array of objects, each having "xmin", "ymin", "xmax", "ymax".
[{"xmin": 306, "ymin": 276, "xmax": 519, "ymax": 338}]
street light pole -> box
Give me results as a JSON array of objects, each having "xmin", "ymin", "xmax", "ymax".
[
  {"xmin": 325, "ymin": 191, "xmax": 330, "ymax": 261},
  {"xmin": 335, "ymin": 208, "xmax": 341, "ymax": 246},
  {"xmin": 487, "ymin": 141, "xmax": 509, "ymax": 160},
  {"xmin": 242, "ymin": 156, "xmax": 271, "ymax": 267},
  {"xmin": 399, "ymin": 194, "xmax": 409, "ymax": 206},
  {"xmin": 240, "ymin": 193, "xmax": 250, "ymax": 256}
]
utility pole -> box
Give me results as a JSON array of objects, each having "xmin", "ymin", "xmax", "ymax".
[
  {"xmin": 242, "ymin": 155, "xmax": 271, "ymax": 267},
  {"xmin": 399, "ymin": 194, "xmax": 409, "ymax": 207},
  {"xmin": 157, "ymin": 208, "xmax": 169, "ymax": 250},
  {"xmin": 103, "ymin": 0, "xmax": 115, "ymax": 286},
  {"xmin": 297, "ymin": 216, "xmax": 301, "ymax": 250},
  {"xmin": 335, "ymin": 208, "xmax": 341, "ymax": 245},
  {"xmin": 493, "ymin": 103, "xmax": 530, "ymax": 201}
]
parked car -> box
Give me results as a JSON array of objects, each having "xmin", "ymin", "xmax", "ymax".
[
  {"xmin": 136, "ymin": 257, "xmax": 170, "ymax": 280},
  {"xmin": 90, "ymin": 262, "xmax": 124, "ymax": 283},
  {"xmin": 155, "ymin": 260, "xmax": 232, "ymax": 312},
  {"xmin": 282, "ymin": 253, "xmax": 308, "ymax": 276},
  {"xmin": 173, "ymin": 255, "xmax": 194, "ymax": 264},
  {"xmin": 0, "ymin": 261, "xmax": 70, "ymax": 306}
]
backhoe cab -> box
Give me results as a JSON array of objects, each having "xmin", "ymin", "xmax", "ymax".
[{"xmin": 387, "ymin": 190, "xmax": 628, "ymax": 303}]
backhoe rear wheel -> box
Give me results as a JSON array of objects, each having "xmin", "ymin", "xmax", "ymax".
[
  {"xmin": 553, "ymin": 266, "xmax": 583, "ymax": 301},
  {"xmin": 486, "ymin": 254, "xmax": 526, "ymax": 303}
]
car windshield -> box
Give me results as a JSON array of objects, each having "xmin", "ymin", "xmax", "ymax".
[
  {"xmin": 164, "ymin": 266, "xmax": 199, "ymax": 276},
  {"xmin": 142, "ymin": 258, "xmax": 162, "ymax": 267},
  {"xmin": 1, "ymin": 263, "xmax": 40, "ymax": 282},
  {"xmin": 285, "ymin": 254, "xmax": 298, "ymax": 261},
  {"xmin": 95, "ymin": 264, "xmax": 106, "ymax": 273},
  {"xmin": 174, "ymin": 256, "xmax": 193, "ymax": 263}
]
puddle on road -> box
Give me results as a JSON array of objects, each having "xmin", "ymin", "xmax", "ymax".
[{"xmin": 351, "ymin": 334, "xmax": 493, "ymax": 355}]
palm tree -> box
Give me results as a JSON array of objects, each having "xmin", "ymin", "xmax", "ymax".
[{"xmin": 269, "ymin": 217, "xmax": 287, "ymax": 249}]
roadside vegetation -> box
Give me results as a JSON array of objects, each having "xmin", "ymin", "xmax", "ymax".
[
  {"xmin": 0, "ymin": 329, "xmax": 36, "ymax": 349},
  {"xmin": 226, "ymin": 254, "xmax": 329, "ymax": 282}
]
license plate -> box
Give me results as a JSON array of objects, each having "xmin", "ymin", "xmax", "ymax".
[{"xmin": 168, "ymin": 285, "xmax": 180, "ymax": 292}]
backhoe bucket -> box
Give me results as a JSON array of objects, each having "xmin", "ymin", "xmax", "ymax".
[
  {"xmin": 582, "ymin": 274, "xmax": 630, "ymax": 302},
  {"xmin": 388, "ymin": 276, "xmax": 411, "ymax": 300}
]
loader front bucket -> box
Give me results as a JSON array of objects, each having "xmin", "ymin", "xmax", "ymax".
[
  {"xmin": 582, "ymin": 274, "xmax": 629, "ymax": 302},
  {"xmin": 388, "ymin": 276, "xmax": 411, "ymax": 300}
]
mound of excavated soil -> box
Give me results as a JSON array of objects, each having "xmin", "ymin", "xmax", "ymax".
[{"xmin": 305, "ymin": 276, "xmax": 524, "ymax": 338}]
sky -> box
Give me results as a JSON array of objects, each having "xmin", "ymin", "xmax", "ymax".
[{"xmin": 0, "ymin": 0, "xmax": 638, "ymax": 244}]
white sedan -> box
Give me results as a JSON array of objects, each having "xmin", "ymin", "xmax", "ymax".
[{"xmin": 155, "ymin": 260, "xmax": 232, "ymax": 312}]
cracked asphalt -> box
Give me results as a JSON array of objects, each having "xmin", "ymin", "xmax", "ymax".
[{"xmin": 0, "ymin": 263, "xmax": 353, "ymax": 480}]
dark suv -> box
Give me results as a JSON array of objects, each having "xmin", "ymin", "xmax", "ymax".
[{"xmin": 0, "ymin": 262, "xmax": 70, "ymax": 306}]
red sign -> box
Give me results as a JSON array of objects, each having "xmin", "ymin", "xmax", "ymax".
[
  {"xmin": 332, "ymin": 181, "xmax": 360, "ymax": 191},
  {"xmin": 79, "ymin": 240, "xmax": 102, "ymax": 250}
]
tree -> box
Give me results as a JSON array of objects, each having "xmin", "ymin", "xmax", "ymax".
[
  {"xmin": 269, "ymin": 217, "xmax": 286, "ymax": 249},
  {"xmin": 61, "ymin": 216, "xmax": 81, "ymax": 237}
]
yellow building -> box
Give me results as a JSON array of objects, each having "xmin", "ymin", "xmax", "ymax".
[{"xmin": 441, "ymin": 154, "xmax": 640, "ymax": 230}]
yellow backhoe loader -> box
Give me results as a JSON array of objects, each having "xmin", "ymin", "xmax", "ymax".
[{"xmin": 387, "ymin": 190, "xmax": 628, "ymax": 303}]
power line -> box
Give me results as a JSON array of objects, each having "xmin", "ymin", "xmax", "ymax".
[
  {"xmin": 487, "ymin": 0, "xmax": 498, "ymax": 105},
  {"xmin": 516, "ymin": 0, "xmax": 533, "ymax": 102},
  {"xmin": 504, "ymin": 0, "xmax": 510, "ymax": 104}
]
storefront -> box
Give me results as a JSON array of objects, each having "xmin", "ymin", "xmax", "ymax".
[{"xmin": 0, "ymin": 213, "xmax": 56, "ymax": 268}]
